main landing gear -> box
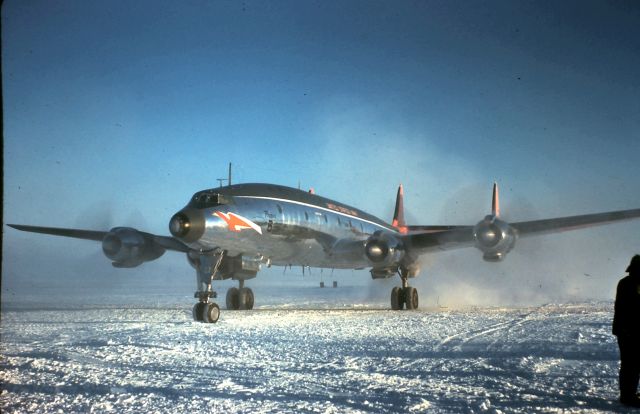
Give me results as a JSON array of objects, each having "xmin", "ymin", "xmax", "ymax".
[
  {"xmin": 226, "ymin": 279, "xmax": 254, "ymax": 310},
  {"xmin": 390, "ymin": 267, "xmax": 419, "ymax": 310}
]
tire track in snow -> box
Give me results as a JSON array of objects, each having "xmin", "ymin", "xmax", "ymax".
[{"xmin": 433, "ymin": 307, "xmax": 541, "ymax": 352}]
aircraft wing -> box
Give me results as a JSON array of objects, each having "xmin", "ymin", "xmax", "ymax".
[
  {"xmin": 405, "ymin": 225, "xmax": 468, "ymax": 233},
  {"xmin": 511, "ymin": 208, "xmax": 640, "ymax": 237},
  {"xmin": 403, "ymin": 208, "xmax": 640, "ymax": 253},
  {"xmin": 6, "ymin": 224, "xmax": 190, "ymax": 253},
  {"xmin": 402, "ymin": 226, "xmax": 475, "ymax": 252}
]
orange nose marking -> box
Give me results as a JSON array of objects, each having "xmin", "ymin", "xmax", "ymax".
[{"xmin": 214, "ymin": 212, "xmax": 263, "ymax": 234}]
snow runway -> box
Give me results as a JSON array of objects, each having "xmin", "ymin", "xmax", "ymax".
[{"xmin": 0, "ymin": 301, "xmax": 626, "ymax": 413}]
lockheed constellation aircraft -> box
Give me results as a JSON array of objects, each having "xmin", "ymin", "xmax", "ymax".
[{"xmin": 9, "ymin": 182, "xmax": 640, "ymax": 323}]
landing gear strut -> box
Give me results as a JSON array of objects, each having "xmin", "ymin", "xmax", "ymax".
[
  {"xmin": 226, "ymin": 279, "xmax": 255, "ymax": 310},
  {"xmin": 192, "ymin": 249, "xmax": 224, "ymax": 323},
  {"xmin": 390, "ymin": 267, "xmax": 419, "ymax": 310}
]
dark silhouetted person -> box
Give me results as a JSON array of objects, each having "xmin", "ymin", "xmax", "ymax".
[{"xmin": 613, "ymin": 254, "xmax": 640, "ymax": 408}]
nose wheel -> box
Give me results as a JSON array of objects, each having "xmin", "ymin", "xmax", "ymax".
[{"xmin": 193, "ymin": 302, "xmax": 220, "ymax": 323}]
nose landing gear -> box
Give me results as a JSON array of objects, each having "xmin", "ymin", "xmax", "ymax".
[
  {"xmin": 190, "ymin": 250, "xmax": 258, "ymax": 322},
  {"xmin": 192, "ymin": 249, "xmax": 225, "ymax": 323}
]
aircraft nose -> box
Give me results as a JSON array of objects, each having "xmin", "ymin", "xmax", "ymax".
[{"xmin": 169, "ymin": 208, "xmax": 205, "ymax": 243}]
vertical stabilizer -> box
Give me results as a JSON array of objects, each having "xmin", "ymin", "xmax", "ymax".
[
  {"xmin": 392, "ymin": 184, "xmax": 407, "ymax": 233},
  {"xmin": 491, "ymin": 182, "xmax": 500, "ymax": 217}
]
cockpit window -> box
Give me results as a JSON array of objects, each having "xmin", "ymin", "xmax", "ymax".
[{"xmin": 190, "ymin": 192, "xmax": 230, "ymax": 208}]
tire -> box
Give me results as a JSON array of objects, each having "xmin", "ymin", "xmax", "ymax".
[
  {"xmin": 246, "ymin": 288, "xmax": 255, "ymax": 310},
  {"xmin": 404, "ymin": 287, "xmax": 419, "ymax": 310},
  {"xmin": 226, "ymin": 287, "xmax": 239, "ymax": 310},
  {"xmin": 204, "ymin": 303, "xmax": 220, "ymax": 323},
  {"xmin": 192, "ymin": 302, "xmax": 205, "ymax": 321},
  {"xmin": 238, "ymin": 288, "xmax": 254, "ymax": 310},
  {"xmin": 391, "ymin": 286, "xmax": 404, "ymax": 310}
]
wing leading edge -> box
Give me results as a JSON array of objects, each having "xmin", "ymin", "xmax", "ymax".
[
  {"xmin": 6, "ymin": 224, "xmax": 190, "ymax": 253},
  {"xmin": 511, "ymin": 209, "xmax": 640, "ymax": 236}
]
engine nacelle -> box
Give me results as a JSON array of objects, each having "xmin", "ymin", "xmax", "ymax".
[
  {"xmin": 364, "ymin": 231, "xmax": 405, "ymax": 268},
  {"xmin": 102, "ymin": 227, "xmax": 165, "ymax": 268},
  {"xmin": 473, "ymin": 216, "xmax": 517, "ymax": 262}
]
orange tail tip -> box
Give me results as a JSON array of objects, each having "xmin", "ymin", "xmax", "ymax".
[
  {"xmin": 491, "ymin": 182, "xmax": 500, "ymax": 217},
  {"xmin": 392, "ymin": 184, "xmax": 408, "ymax": 233}
]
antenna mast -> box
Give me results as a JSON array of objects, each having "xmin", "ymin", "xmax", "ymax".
[{"xmin": 216, "ymin": 162, "xmax": 233, "ymax": 188}]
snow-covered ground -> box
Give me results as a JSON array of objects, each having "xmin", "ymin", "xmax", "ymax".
[{"xmin": 0, "ymin": 288, "xmax": 631, "ymax": 413}]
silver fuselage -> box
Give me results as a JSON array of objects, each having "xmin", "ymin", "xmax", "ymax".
[{"xmin": 174, "ymin": 184, "xmax": 397, "ymax": 269}]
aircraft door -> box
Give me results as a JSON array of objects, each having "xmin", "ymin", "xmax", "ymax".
[
  {"xmin": 264, "ymin": 202, "xmax": 284, "ymax": 233},
  {"xmin": 264, "ymin": 203, "xmax": 284, "ymax": 234},
  {"xmin": 265, "ymin": 211, "xmax": 274, "ymax": 232}
]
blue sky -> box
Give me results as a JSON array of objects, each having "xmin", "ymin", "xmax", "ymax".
[{"xmin": 3, "ymin": 1, "xmax": 639, "ymax": 305}]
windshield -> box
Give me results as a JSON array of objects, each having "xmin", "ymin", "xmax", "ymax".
[{"xmin": 189, "ymin": 192, "xmax": 229, "ymax": 209}]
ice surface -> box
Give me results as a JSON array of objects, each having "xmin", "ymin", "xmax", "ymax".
[{"xmin": 0, "ymin": 289, "xmax": 630, "ymax": 413}]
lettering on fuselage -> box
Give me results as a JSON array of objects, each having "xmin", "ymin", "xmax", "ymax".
[
  {"xmin": 214, "ymin": 212, "xmax": 263, "ymax": 235},
  {"xmin": 326, "ymin": 203, "xmax": 359, "ymax": 217}
]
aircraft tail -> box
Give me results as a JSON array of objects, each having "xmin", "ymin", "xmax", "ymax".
[
  {"xmin": 392, "ymin": 184, "xmax": 408, "ymax": 233},
  {"xmin": 491, "ymin": 182, "xmax": 500, "ymax": 217}
]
